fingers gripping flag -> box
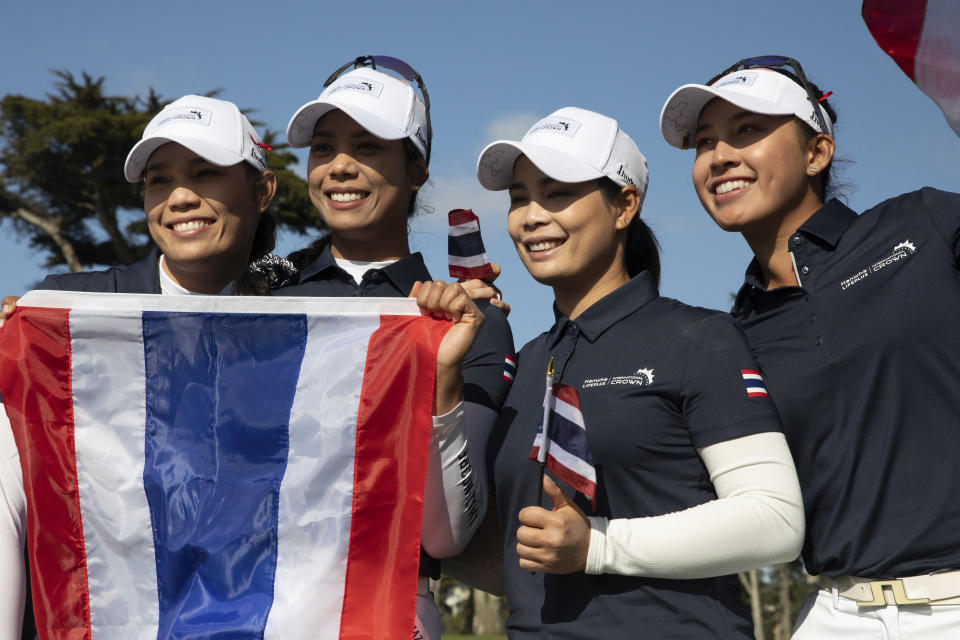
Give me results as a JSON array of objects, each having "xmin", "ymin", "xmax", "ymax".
[
  {"xmin": 448, "ymin": 208, "xmax": 494, "ymax": 280},
  {"xmin": 863, "ymin": 0, "xmax": 960, "ymax": 136},
  {"xmin": 529, "ymin": 381, "xmax": 597, "ymax": 510},
  {"xmin": 0, "ymin": 291, "xmax": 450, "ymax": 640}
]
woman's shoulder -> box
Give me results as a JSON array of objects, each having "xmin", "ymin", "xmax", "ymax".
[{"xmin": 38, "ymin": 252, "xmax": 159, "ymax": 294}]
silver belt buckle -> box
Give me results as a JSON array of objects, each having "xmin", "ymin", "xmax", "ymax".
[{"xmin": 858, "ymin": 579, "xmax": 930, "ymax": 607}]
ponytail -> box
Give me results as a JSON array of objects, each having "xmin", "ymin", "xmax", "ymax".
[{"xmin": 599, "ymin": 178, "xmax": 661, "ymax": 285}]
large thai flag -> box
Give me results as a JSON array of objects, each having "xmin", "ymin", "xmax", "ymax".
[
  {"xmin": 448, "ymin": 209, "xmax": 494, "ymax": 280},
  {"xmin": 0, "ymin": 291, "xmax": 449, "ymax": 640},
  {"xmin": 863, "ymin": 0, "xmax": 960, "ymax": 136},
  {"xmin": 528, "ymin": 383, "xmax": 597, "ymax": 510}
]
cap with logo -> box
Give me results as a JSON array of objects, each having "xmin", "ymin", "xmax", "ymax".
[
  {"xmin": 476, "ymin": 107, "xmax": 649, "ymax": 204},
  {"xmin": 124, "ymin": 95, "xmax": 268, "ymax": 183},
  {"xmin": 286, "ymin": 68, "xmax": 429, "ymax": 162},
  {"xmin": 660, "ymin": 67, "xmax": 834, "ymax": 150}
]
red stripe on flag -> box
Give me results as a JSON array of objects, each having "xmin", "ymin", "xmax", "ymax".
[
  {"xmin": 748, "ymin": 391, "xmax": 770, "ymax": 398},
  {"xmin": 448, "ymin": 208, "xmax": 478, "ymax": 227},
  {"xmin": 0, "ymin": 307, "xmax": 92, "ymax": 640},
  {"xmin": 449, "ymin": 263, "xmax": 494, "ymax": 280},
  {"xmin": 863, "ymin": 0, "xmax": 928, "ymax": 79},
  {"xmin": 338, "ymin": 314, "xmax": 450, "ymax": 640}
]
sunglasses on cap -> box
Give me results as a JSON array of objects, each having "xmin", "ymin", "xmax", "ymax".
[
  {"xmin": 324, "ymin": 55, "xmax": 433, "ymax": 163},
  {"xmin": 707, "ymin": 55, "xmax": 832, "ymax": 135}
]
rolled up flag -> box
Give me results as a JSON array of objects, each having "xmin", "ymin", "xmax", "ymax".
[
  {"xmin": 863, "ymin": 0, "xmax": 960, "ymax": 136},
  {"xmin": 448, "ymin": 208, "xmax": 494, "ymax": 280}
]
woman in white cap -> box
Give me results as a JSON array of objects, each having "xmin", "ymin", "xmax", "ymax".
[
  {"xmin": 0, "ymin": 93, "xmax": 286, "ymax": 638},
  {"xmin": 464, "ymin": 106, "xmax": 803, "ymax": 638},
  {"xmin": 277, "ymin": 56, "xmax": 514, "ymax": 640},
  {"xmin": 660, "ymin": 56, "xmax": 960, "ymax": 638}
]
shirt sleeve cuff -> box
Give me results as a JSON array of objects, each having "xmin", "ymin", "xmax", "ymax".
[
  {"xmin": 431, "ymin": 401, "xmax": 465, "ymax": 437},
  {"xmin": 585, "ymin": 516, "xmax": 609, "ymax": 575}
]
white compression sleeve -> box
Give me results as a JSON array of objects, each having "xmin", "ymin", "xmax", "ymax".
[
  {"xmin": 585, "ymin": 431, "xmax": 804, "ymax": 578},
  {"xmin": 0, "ymin": 404, "xmax": 26, "ymax": 637},
  {"xmin": 420, "ymin": 401, "xmax": 495, "ymax": 558}
]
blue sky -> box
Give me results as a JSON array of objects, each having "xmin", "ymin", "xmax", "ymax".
[{"xmin": 2, "ymin": 1, "xmax": 958, "ymax": 345}]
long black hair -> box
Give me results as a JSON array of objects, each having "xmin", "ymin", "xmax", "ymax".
[{"xmin": 598, "ymin": 178, "xmax": 661, "ymax": 285}]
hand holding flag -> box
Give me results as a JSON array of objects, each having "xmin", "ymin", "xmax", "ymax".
[{"xmin": 516, "ymin": 475, "xmax": 591, "ymax": 574}]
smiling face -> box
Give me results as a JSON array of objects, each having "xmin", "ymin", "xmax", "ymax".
[
  {"xmin": 507, "ymin": 156, "xmax": 634, "ymax": 315},
  {"xmin": 143, "ymin": 142, "xmax": 270, "ymax": 293},
  {"xmin": 307, "ymin": 109, "xmax": 427, "ymax": 261},
  {"xmin": 691, "ymin": 98, "xmax": 824, "ymax": 240}
]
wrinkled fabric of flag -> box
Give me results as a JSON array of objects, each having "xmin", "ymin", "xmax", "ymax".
[{"xmin": 0, "ymin": 291, "xmax": 450, "ymax": 640}]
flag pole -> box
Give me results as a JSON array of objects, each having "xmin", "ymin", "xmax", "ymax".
[{"xmin": 536, "ymin": 356, "xmax": 555, "ymax": 507}]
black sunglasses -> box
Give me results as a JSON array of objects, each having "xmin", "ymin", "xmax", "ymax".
[
  {"xmin": 323, "ymin": 55, "xmax": 432, "ymax": 164},
  {"xmin": 707, "ymin": 55, "xmax": 832, "ymax": 135}
]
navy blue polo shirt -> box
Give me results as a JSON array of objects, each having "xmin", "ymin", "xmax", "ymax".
[
  {"xmin": 276, "ymin": 241, "xmax": 516, "ymax": 577},
  {"xmin": 37, "ymin": 249, "xmax": 162, "ymax": 293},
  {"xmin": 490, "ymin": 272, "xmax": 781, "ymax": 639},
  {"xmin": 732, "ymin": 188, "xmax": 960, "ymax": 579}
]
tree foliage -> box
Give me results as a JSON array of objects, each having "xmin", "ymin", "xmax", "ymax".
[{"xmin": 0, "ymin": 70, "xmax": 321, "ymax": 274}]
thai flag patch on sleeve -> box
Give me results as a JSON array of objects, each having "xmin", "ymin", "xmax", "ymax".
[
  {"xmin": 448, "ymin": 208, "xmax": 494, "ymax": 280},
  {"xmin": 503, "ymin": 354, "xmax": 517, "ymax": 383},
  {"xmin": 741, "ymin": 369, "xmax": 769, "ymax": 398}
]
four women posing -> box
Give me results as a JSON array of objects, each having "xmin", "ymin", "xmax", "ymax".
[{"xmin": 2, "ymin": 53, "xmax": 958, "ymax": 639}]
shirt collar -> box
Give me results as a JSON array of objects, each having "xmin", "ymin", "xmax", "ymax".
[
  {"xmin": 297, "ymin": 240, "xmax": 430, "ymax": 293},
  {"xmin": 547, "ymin": 271, "xmax": 659, "ymax": 348}
]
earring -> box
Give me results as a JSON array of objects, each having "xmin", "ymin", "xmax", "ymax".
[{"xmin": 808, "ymin": 166, "xmax": 819, "ymax": 174}]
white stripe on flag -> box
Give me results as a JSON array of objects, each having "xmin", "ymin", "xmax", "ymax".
[
  {"xmin": 916, "ymin": 0, "xmax": 960, "ymax": 135},
  {"xmin": 448, "ymin": 254, "xmax": 491, "ymax": 268},
  {"xmin": 546, "ymin": 440, "xmax": 597, "ymax": 481},
  {"xmin": 448, "ymin": 221, "xmax": 480, "ymax": 237},
  {"xmin": 552, "ymin": 395, "xmax": 585, "ymax": 430},
  {"xmin": 742, "ymin": 373, "xmax": 763, "ymax": 382},
  {"xmin": 264, "ymin": 314, "xmax": 380, "ymax": 639},
  {"xmin": 71, "ymin": 310, "xmax": 159, "ymax": 639}
]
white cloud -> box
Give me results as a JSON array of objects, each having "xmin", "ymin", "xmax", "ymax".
[{"xmin": 484, "ymin": 112, "xmax": 540, "ymax": 142}]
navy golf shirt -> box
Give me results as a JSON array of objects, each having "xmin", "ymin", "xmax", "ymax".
[
  {"xmin": 490, "ymin": 272, "xmax": 781, "ymax": 639},
  {"xmin": 276, "ymin": 241, "xmax": 515, "ymax": 578},
  {"xmin": 732, "ymin": 188, "xmax": 960, "ymax": 579}
]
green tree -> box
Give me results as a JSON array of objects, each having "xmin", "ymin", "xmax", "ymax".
[{"xmin": 0, "ymin": 70, "xmax": 320, "ymax": 274}]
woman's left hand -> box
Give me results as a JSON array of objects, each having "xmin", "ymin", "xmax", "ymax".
[
  {"xmin": 411, "ymin": 280, "xmax": 485, "ymax": 414},
  {"xmin": 516, "ymin": 475, "xmax": 590, "ymax": 574}
]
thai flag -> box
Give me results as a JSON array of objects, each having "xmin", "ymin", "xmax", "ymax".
[
  {"xmin": 503, "ymin": 354, "xmax": 517, "ymax": 384},
  {"xmin": 448, "ymin": 208, "xmax": 494, "ymax": 280},
  {"xmin": 0, "ymin": 291, "xmax": 449, "ymax": 640},
  {"xmin": 863, "ymin": 0, "xmax": 960, "ymax": 136},
  {"xmin": 742, "ymin": 369, "xmax": 770, "ymax": 398},
  {"xmin": 528, "ymin": 383, "xmax": 597, "ymax": 510}
]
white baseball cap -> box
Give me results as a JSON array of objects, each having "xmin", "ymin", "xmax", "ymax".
[
  {"xmin": 660, "ymin": 67, "xmax": 833, "ymax": 149},
  {"xmin": 477, "ymin": 107, "xmax": 649, "ymax": 202},
  {"xmin": 286, "ymin": 68, "xmax": 429, "ymax": 161},
  {"xmin": 124, "ymin": 95, "xmax": 268, "ymax": 182}
]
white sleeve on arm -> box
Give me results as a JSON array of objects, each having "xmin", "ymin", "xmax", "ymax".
[
  {"xmin": 420, "ymin": 401, "xmax": 495, "ymax": 558},
  {"xmin": 585, "ymin": 431, "xmax": 804, "ymax": 578},
  {"xmin": 0, "ymin": 404, "xmax": 27, "ymax": 637}
]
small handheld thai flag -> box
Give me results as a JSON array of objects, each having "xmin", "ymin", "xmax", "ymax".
[
  {"xmin": 448, "ymin": 208, "xmax": 494, "ymax": 280},
  {"xmin": 529, "ymin": 361, "xmax": 597, "ymax": 510},
  {"xmin": 742, "ymin": 369, "xmax": 769, "ymax": 398}
]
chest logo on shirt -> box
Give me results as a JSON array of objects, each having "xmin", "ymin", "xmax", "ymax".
[
  {"xmin": 839, "ymin": 239, "xmax": 917, "ymax": 291},
  {"xmin": 582, "ymin": 367, "xmax": 654, "ymax": 389}
]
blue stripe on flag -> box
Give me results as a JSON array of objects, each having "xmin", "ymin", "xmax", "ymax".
[
  {"xmin": 448, "ymin": 230, "xmax": 487, "ymax": 257},
  {"xmin": 744, "ymin": 380, "xmax": 765, "ymax": 389},
  {"xmin": 142, "ymin": 312, "xmax": 306, "ymax": 638},
  {"xmin": 549, "ymin": 412, "xmax": 595, "ymax": 464}
]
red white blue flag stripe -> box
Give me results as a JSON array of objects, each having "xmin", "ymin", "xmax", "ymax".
[
  {"xmin": 0, "ymin": 291, "xmax": 448, "ymax": 640},
  {"xmin": 741, "ymin": 369, "xmax": 769, "ymax": 398},
  {"xmin": 503, "ymin": 354, "xmax": 517, "ymax": 383},
  {"xmin": 529, "ymin": 383, "xmax": 597, "ymax": 509},
  {"xmin": 863, "ymin": 0, "xmax": 960, "ymax": 136},
  {"xmin": 448, "ymin": 208, "xmax": 494, "ymax": 280}
]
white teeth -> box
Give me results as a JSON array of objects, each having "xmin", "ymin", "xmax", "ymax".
[
  {"xmin": 715, "ymin": 179, "xmax": 751, "ymax": 195},
  {"xmin": 527, "ymin": 240, "xmax": 563, "ymax": 252},
  {"xmin": 172, "ymin": 220, "xmax": 210, "ymax": 232},
  {"xmin": 329, "ymin": 192, "xmax": 366, "ymax": 202}
]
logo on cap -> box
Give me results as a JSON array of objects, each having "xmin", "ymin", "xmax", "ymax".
[
  {"xmin": 153, "ymin": 107, "xmax": 213, "ymax": 130},
  {"xmin": 616, "ymin": 164, "xmax": 636, "ymax": 188},
  {"xmin": 714, "ymin": 70, "xmax": 759, "ymax": 89},
  {"xmin": 327, "ymin": 77, "xmax": 384, "ymax": 100},
  {"xmin": 528, "ymin": 116, "xmax": 582, "ymax": 138}
]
